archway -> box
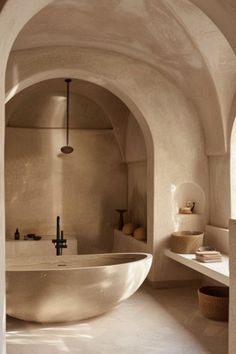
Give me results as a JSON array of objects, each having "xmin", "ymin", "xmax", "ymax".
[{"xmin": 5, "ymin": 76, "xmax": 150, "ymax": 255}]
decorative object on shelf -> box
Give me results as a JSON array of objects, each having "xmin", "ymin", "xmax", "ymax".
[
  {"xmin": 186, "ymin": 200, "xmax": 195, "ymax": 212},
  {"xmin": 198, "ymin": 246, "xmax": 215, "ymax": 252},
  {"xmin": 14, "ymin": 228, "xmax": 20, "ymax": 240},
  {"xmin": 133, "ymin": 227, "xmax": 147, "ymax": 241},
  {"xmin": 116, "ymin": 209, "xmax": 127, "ymax": 230},
  {"xmin": 122, "ymin": 223, "xmax": 136, "ymax": 235},
  {"xmin": 179, "ymin": 200, "xmax": 196, "ymax": 214},
  {"xmin": 195, "ymin": 247, "xmax": 222, "ymax": 263},
  {"xmin": 170, "ymin": 231, "xmax": 204, "ymax": 254},
  {"xmin": 179, "ymin": 207, "xmax": 192, "ymax": 214},
  {"xmin": 24, "ymin": 234, "xmax": 42, "ymax": 241},
  {"xmin": 198, "ymin": 286, "xmax": 229, "ymax": 321}
]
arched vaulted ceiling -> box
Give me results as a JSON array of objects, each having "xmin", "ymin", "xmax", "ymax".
[
  {"xmin": 6, "ymin": 78, "xmax": 139, "ymax": 160},
  {"xmin": 7, "ymin": 0, "xmax": 236, "ymax": 155},
  {"xmin": 6, "ymin": 79, "xmax": 113, "ymax": 129},
  {"xmin": 190, "ymin": 0, "xmax": 236, "ymax": 54}
]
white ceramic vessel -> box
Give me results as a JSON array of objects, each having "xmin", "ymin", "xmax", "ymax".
[{"xmin": 6, "ymin": 253, "xmax": 152, "ymax": 323}]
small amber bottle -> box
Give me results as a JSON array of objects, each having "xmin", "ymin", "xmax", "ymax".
[{"xmin": 14, "ymin": 228, "xmax": 20, "ymax": 240}]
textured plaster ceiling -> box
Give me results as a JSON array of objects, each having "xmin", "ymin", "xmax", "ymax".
[
  {"xmin": 190, "ymin": 0, "xmax": 236, "ymax": 54},
  {"xmin": 11, "ymin": 0, "xmax": 236, "ymax": 58},
  {"xmin": 12, "ymin": 0, "xmax": 204, "ymax": 74},
  {"xmin": 9, "ymin": 0, "xmax": 236, "ymax": 154},
  {"xmin": 6, "ymin": 79, "xmax": 114, "ymax": 129}
]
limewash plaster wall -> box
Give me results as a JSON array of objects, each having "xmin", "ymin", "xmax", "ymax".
[
  {"xmin": 5, "ymin": 46, "xmax": 210, "ymax": 284},
  {"xmin": 5, "ymin": 128, "xmax": 127, "ymax": 253},
  {"xmin": 0, "ymin": 1, "xmax": 53, "ymax": 351},
  {"xmin": 5, "ymin": 82, "xmax": 147, "ymax": 247},
  {"xmin": 209, "ymin": 154, "xmax": 230, "ymax": 228},
  {"xmin": 125, "ymin": 113, "xmax": 147, "ymax": 228},
  {"xmin": 229, "ymin": 219, "xmax": 236, "ymax": 354},
  {"xmin": 127, "ymin": 162, "xmax": 147, "ymax": 229}
]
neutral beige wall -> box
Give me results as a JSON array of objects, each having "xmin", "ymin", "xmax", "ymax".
[
  {"xmin": 5, "ymin": 128, "xmax": 127, "ymax": 253},
  {"xmin": 209, "ymin": 154, "xmax": 230, "ymax": 228},
  {"xmin": 127, "ymin": 162, "xmax": 147, "ymax": 228},
  {"xmin": 229, "ymin": 219, "xmax": 236, "ymax": 354},
  {"xmin": 125, "ymin": 113, "xmax": 147, "ymax": 163},
  {"xmin": 125, "ymin": 113, "xmax": 147, "ymax": 228}
]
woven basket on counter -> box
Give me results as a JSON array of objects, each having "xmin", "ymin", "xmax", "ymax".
[
  {"xmin": 198, "ymin": 286, "xmax": 229, "ymax": 322},
  {"xmin": 170, "ymin": 231, "xmax": 204, "ymax": 254}
]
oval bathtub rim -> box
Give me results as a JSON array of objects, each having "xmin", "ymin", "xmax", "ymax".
[{"xmin": 6, "ymin": 252, "xmax": 153, "ymax": 272}]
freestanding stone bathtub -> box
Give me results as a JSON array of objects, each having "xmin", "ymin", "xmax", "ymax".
[{"xmin": 6, "ymin": 252, "xmax": 152, "ymax": 323}]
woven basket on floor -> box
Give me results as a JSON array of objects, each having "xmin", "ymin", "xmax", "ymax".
[
  {"xmin": 170, "ymin": 231, "xmax": 204, "ymax": 254},
  {"xmin": 198, "ymin": 286, "xmax": 229, "ymax": 322}
]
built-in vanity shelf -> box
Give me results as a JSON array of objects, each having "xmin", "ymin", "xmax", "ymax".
[
  {"xmin": 113, "ymin": 229, "xmax": 147, "ymax": 253},
  {"xmin": 165, "ymin": 249, "xmax": 229, "ymax": 286}
]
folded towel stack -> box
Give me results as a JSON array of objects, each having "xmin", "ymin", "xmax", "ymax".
[{"xmin": 195, "ymin": 250, "xmax": 222, "ymax": 263}]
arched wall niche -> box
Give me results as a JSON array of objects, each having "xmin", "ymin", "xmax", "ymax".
[
  {"xmin": 5, "ymin": 77, "xmax": 148, "ymax": 252},
  {"xmin": 5, "ymin": 51, "xmax": 157, "ymax": 254},
  {"xmin": 5, "ymin": 69, "xmax": 153, "ymax": 228}
]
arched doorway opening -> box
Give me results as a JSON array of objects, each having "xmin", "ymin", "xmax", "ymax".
[{"xmin": 5, "ymin": 77, "xmax": 150, "ymax": 255}]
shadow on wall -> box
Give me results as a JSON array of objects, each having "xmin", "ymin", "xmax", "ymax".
[
  {"xmin": 5, "ymin": 128, "xmax": 55, "ymax": 237},
  {"xmin": 127, "ymin": 161, "xmax": 147, "ymax": 229},
  {"xmin": 129, "ymin": 186, "xmax": 147, "ymax": 228},
  {"xmin": 60, "ymin": 130, "xmax": 127, "ymax": 254},
  {"xmin": 5, "ymin": 128, "xmax": 128, "ymax": 250}
]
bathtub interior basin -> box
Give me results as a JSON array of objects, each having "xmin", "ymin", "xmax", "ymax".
[{"xmin": 6, "ymin": 252, "xmax": 152, "ymax": 323}]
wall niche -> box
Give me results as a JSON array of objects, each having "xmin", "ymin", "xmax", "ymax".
[{"xmin": 5, "ymin": 78, "xmax": 147, "ymax": 253}]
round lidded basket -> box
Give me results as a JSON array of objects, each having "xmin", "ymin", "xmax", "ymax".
[
  {"xmin": 170, "ymin": 231, "xmax": 204, "ymax": 254},
  {"xmin": 198, "ymin": 286, "xmax": 229, "ymax": 322}
]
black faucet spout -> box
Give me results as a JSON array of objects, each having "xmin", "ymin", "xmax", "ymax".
[
  {"xmin": 52, "ymin": 216, "xmax": 67, "ymax": 256},
  {"xmin": 57, "ymin": 216, "xmax": 60, "ymax": 239}
]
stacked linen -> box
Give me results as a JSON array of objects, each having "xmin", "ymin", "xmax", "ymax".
[{"xmin": 195, "ymin": 250, "xmax": 222, "ymax": 263}]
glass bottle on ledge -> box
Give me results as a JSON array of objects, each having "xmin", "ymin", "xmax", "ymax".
[{"xmin": 14, "ymin": 228, "xmax": 20, "ymax": 240}]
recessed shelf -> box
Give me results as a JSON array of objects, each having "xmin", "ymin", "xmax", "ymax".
[
  {"xmin": 113, "ymin": 229, "xmax": 147, "ymax": 253},
  {"xmin": 165, "ymin": 249, "xmax": 229, "ymax": 286},
  {"xmin": 177, "ymin": 213, "xmax": 200, "ymax": 216}
]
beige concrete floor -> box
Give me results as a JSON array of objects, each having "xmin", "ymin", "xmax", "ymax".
[{"xmin": 6, "ymin": 284, "xmax": 228, "ymax": 354}]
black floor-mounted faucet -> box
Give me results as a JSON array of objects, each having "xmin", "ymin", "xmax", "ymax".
[{"xmin": 52, "ymin": 216, "xmax": 67, "ymax": 256}]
